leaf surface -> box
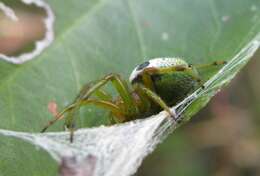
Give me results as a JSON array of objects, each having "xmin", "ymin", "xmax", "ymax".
[{"xmin": 0, "ymin": 0, "xmax": 259, "ymax": 175}]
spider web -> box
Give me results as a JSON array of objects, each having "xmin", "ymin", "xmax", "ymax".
[{"xmin": 0, "ymin": 33, "xmax": 259, "ymax": 176}]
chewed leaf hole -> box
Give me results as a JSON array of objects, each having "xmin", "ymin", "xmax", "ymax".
[
  {"xmin": 0, "ymin": 2, "xmax": 45, "ymax": 56},
  {"xmin": 0, "ymin": 0, "xmax": 54, "ymax": 64}
]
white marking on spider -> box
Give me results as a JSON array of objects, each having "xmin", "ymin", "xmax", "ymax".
[{"xmin": 129, "ymin": 58, "xmax": 188, "ymax": 83}]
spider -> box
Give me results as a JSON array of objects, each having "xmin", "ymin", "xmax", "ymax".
[{"xmin": 41, "ymin": 58, "xmax": 226, "ymax": 142}]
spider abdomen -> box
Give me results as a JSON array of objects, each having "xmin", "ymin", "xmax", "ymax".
[{"xmin": 151, "ymin": 71, "xmax": 197, "ymax": 106}]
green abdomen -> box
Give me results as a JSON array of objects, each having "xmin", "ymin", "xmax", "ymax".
[{"xmin": 151, "ymin": 72, "xmax": 197, "ymax": 106}]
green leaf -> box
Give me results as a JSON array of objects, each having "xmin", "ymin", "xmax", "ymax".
[{"xmin": 0, "ymin": 0, "xmax": 259, "ymax": 175}]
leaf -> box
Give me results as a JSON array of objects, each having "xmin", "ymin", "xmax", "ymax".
[{"xmin": 0, "ymin": 0, "xmax": 259, "ymax": 175}]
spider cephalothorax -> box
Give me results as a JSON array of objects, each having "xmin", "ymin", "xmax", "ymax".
[{"xmin": 41, "ymin": 58, "xmax": 226, "ymax": 142}]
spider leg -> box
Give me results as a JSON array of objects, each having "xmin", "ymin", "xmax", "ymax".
[
  {"xmin": 189, "ymin": 60, "xmax": 227, "ymax": 88},
  {"xmin": 75, "ymin": 73, "xmax": 138, "ymax": 115},
  {"xmin": 42, "ymin": 98, "xmax": 124, "ymax": 142},
  {"xmin": 135, "ymin": 84, "xmax": 175, "ymax": 118},
  {"xmin": 66, "ymin": 83, "xmax": 114, "ymax": 135},
  {"xmin": 41, "ymin": 73, "xmax": 138, "ymax": 133},
  {"xmin": 94, "ymin": 89, "xmax": 125, "ymax": 124},
  {"xmin": 67, "ymin": 98, "xmax": 125, "ymax": 142},
  {"xmin": 193, "ymin": 60, "xmax": 227, "ymax": 69},
  {"xmin": 94, "ymin": 89, "xmax": 113, "ymax": 101},
  {"xmin": 40, "ymin": 105, "xmax": 73, "ymax": 133}
]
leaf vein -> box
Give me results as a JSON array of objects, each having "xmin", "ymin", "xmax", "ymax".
[{"xmin": 126, "ymin": 0, "xmax": 147, "ymax": 60}]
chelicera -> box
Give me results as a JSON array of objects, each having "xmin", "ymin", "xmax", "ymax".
[{"xmin": 41, "ymin": 58, "xmax": 226, "ymax": 142}]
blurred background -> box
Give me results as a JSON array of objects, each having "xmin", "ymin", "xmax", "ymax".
[{"xmin": 0, "ymin": 3, "xmax": 260, "ymax": 176}]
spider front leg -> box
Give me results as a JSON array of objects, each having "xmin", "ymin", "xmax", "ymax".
[
  {"xmin": 137, "ymin": 85, "xmax": 176, "ymax": 118},
  {"xmin": 66, "ymin": 98, "xmax": 126, "ymax": 142},
  {"xmin": 40, "ymin": 80, "xmax": 105, "ymax": 133},
  {"xmin": 190, "ymin": 60, "xmax": 227, "ymax": 88},
  {"xmin": 64, "ymin": 85, "xmax": 114, "ymax": 136},
  {"xmin": 41, "ymin": 73, "xmax": 139, "ymax": 142},
  {"xmin": 133, "ymin": 68, "xmax": 177, "ymax": 119},
  {"xmin": 193, "ymin": 60, "xmax": 227, "ymax": 69},
  {"xmin": 41, "ymin": 98, "xmax": 124, "ymax": 140},
  {"xmin": 76, "ymin": 73, "xmax": 138, "ymax": 114}
]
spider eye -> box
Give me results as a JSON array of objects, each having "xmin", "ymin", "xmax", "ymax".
[{"xmin": 136, "ymin": 61, "xmax": 150, "ymax": 71}]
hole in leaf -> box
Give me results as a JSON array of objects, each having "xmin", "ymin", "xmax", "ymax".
[{"xmin": 0, "ymin": 1, "xmax": 46, "ymax": 57}]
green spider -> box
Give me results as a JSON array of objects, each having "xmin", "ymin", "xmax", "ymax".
[{"xmin": 41, "ymin": 58, "xmax": 226, "ymax": 142}]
